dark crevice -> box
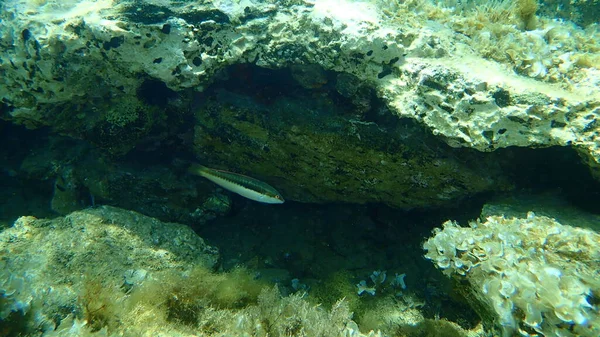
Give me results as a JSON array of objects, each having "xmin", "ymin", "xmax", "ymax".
[{"xmin": 138, "ymin": 78, "xmax": 177, "ymax": 107}]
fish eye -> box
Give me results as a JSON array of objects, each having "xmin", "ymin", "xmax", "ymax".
[{"xmin": 275, "ymin": 195, "xmax": 282, "ymax": 200}]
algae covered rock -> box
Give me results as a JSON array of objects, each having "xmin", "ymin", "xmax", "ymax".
[
  {"xmin": 0, "ymin": 206, "xmax": 219, "ymax": 335},
  {"xmin": 2, "ymin": 0, "xmax": 600, "ymax": 180},
  {"xmin": 2, "ymin": 132, "xmax": 232, "ymax": 224},
  {"xmin": 0, "ymin": 206, "xmax": 385, "ymax": 337},
  {"xmin": 423, "ymin": 212, "xmax": 600, "ymax": 337},
  {"xmin": 192, "ymin": 89, "xmax": 509, "ymax": 208},
  {"xmin": 480, "ymin": 192, "xmax": 600, "ymax": 233}
]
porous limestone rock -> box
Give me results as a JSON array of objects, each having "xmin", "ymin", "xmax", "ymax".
[
  {"xmin": 1, "ymin": 0, "xmax": 599, "ymax": 179},
  {"xmin": 0, "ymin": 205, "xmax": 219, "ymax": 334}
]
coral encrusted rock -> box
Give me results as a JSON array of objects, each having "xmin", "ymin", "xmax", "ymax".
[
  {"xmin": 424, "ymin": 212, "xmax": 600, "ymax": 337},
  {"xmin": 1, "ymin": 0, "xmax": 600, "ymax": 179}
]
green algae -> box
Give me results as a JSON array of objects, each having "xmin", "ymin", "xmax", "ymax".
[{"xmin": 192, "ymin": 91, "xmax": 509, "ymax": 208}]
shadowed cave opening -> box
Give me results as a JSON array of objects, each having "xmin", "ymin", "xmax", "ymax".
[{"xmin": 129, "ymin": 64, "xmax": 600, "ymax": 213}]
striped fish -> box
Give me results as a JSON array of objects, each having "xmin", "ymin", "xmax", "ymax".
[{"xmin": 189, "ymin": 164, "xmax": 284, "ymax": 204}]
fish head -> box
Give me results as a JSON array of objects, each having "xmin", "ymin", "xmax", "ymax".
[{"xmin": 260, "ymin": 193, "xmax": 285, "ymax": 204}]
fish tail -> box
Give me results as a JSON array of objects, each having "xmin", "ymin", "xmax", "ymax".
[{"xmin": 188, "ymin": 163, "xmax": 208, "ymax": 176}]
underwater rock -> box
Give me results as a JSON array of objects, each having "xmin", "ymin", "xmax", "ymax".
[
  {"xmin": 5, "ymin": 132, "xmax": 231, "ymax": 224},
  {"xmin": 192, "ymin": 93, "xmax": 510, "ymax": 207},
  {"xmin": 538, "ymin": 0, "xmax": 600, "ymax": 27},
  {"xmin": 480, "ymin": 192, "xmax": 600, "ymax": 233},
  {"xmin": 424, "ymin": 211, "xmax": 600, "ymax": 337},
  {"xmin": 0, "ymin": 206, "xmax": 219, "ymax": 334},
  {"xmin": 50, "ymin": 166, "xmax": 85, "ymax": 215},
  {"xmin": 1, "ymin": 0, "xmax": 599, "ymax": 179},
  {"xmin": 0, "ymin": 207, "xmax": 395, "ymax": 336}
]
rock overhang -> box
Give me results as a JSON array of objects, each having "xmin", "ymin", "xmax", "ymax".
[{"xmin": 1, "ymin": 0, "xmax": 600, "ymax": 187}]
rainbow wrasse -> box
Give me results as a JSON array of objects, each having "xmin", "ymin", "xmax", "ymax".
[{"xmin": 189, "ymin": 164, "xmax": 284, "ymax": 204}]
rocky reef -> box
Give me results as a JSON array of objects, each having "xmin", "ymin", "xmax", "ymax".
[
  {"xmin": 1, "ymin": 0, "xmax": 600, "ymax": 336},
  {"xmin": 2, "ymin": 0, "xmax": 600, "ymax": 191},
  {"xmin": 1, "ymin": 206, "xmax": 483, "ymax": 337}
]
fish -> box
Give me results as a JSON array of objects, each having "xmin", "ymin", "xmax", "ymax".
[{"xmin": 188, "ymin": 164, "xmax": 284, "ymax": 204}]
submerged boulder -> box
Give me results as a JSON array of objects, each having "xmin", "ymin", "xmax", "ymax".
[
  {"xmin": 0, "ymin": 206, "xmax": 392, "ymax": 337},
  {"xmin": 0, "ymin": 206, "xmax": 219, "ymax": 334},
  {"xmin": 1, "ymin": 0, "xmax": 599, "ymax": 207}
]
